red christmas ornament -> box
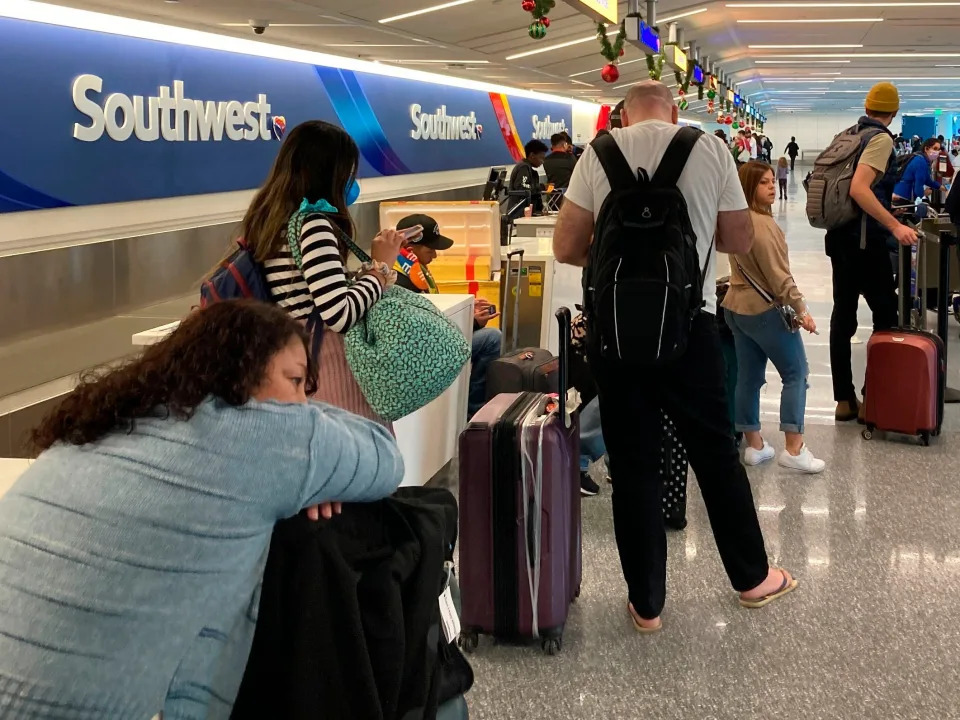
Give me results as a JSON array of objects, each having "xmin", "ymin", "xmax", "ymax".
[
  {"xmin": 619, "ymin": 47, "xmax": 625, "ymax": 57},
  {"xmin": 678, "ymin": 89, "xmax": 685, "ymax": 97},
  {"xmin": 542, "ymin": 16, "xmax": 550, "ymax": 27},
  {"xmin": 725, "ymin": 116, "xmax": 734, "ymax": 125},
  {"xmin": 600, "ymin": 63, "xmax": 620, "ymax": 83},
  {"xmin": 521, "ymin": 0, "xmax": 535, "ymax": 11}
]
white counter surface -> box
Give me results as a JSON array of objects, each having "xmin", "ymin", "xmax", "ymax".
[
  {"xmin": 0, "ymin": 458, "xmax": 31, "ymax": 499},
  {"xmin": 131, "ymin": 295, "xmax": 476, "ymax": 487},
  {"xmin": 512, "ymin": 215, "xmax": 558, "ymax": 227}
]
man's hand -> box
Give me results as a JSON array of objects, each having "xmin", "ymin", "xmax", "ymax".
[
  {"xmin": 892, "ymin": 223, "xmax": 920, "ymax": 247},
  {"xmin": 474, "ymin": 298, "xmax": 499, "ymax": 328},
  {"xmin": 306, "ymin": 502, "xmax": 342, "ymax": 521}
]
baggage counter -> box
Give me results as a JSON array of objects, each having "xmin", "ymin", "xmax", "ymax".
[{"xmin": 133, "ymin": 294, "xmax": 476, "ymax": 487}]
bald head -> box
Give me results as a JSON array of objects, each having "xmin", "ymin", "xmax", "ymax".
[{"xmin": 621, "ymin": 81, "xmax": 678, "ymax": 127}]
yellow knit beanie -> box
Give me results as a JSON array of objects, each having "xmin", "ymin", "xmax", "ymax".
[{"xmin": 865, "ymin": 82, "xmax": 900, "ymax": 113}]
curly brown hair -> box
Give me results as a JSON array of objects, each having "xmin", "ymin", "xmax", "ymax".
[{"xmin": 31, "ymin": 300, "xmax": 318, "ymax": 452}]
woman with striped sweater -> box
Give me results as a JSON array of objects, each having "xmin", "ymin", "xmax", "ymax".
[{"xmin": 242, "ymin": 121, "xmax": 405, "ymax": 426}]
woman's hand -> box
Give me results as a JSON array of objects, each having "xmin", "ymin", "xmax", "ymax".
[
  {"xmin": 799, "ymin": 313, "xmax": 817, "ymax": 334},
  {"xmin": 371, "ymin": 229, "xmax": 404, "ymax": 265},
  {"xmin": 306, "ymin": 502, "xmax": 342, "ymax": 521}
]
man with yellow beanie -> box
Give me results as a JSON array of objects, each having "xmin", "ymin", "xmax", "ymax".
[{"xmin": 826, "ymin": 81, "xmax": 919, "ymax": 422}]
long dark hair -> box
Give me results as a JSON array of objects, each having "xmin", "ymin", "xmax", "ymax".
[
  {"xmin": 923, "ymin": 137, "xmax": 942, "ymax": 153},
  {"xmin": 31, "ymin": 301, "xmax": 318, "ymax": 452},
  {"xmin": 241, "ymin": 120, "xmax": 360, "ymax": 263}
]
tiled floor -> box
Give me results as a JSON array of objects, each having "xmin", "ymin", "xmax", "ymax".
[{"xmin": 463, "ymin": 171, "xmax": 960, "ymax": 719}]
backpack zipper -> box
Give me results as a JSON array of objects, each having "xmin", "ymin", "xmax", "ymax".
[{"xmin": 657, "ymin": 256, "xmax": 669, "ymax": 359}]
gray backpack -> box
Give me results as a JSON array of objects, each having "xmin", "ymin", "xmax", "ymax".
[{"xmin": 806, "ymin": 124, "xmax": 884, "ymax": 231}]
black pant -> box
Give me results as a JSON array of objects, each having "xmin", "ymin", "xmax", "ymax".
[
  {"xmin": 590, "ymin": 314, "xmax": 769, "ymax": 619},
  {"xmin": 790, "ymin": 156, "xmax": 797, "ymax": 171},
  {"xmin": 829, "ymin": 240, "xmax": 898, "ymax": 403},
  {"xmin": 779, "ymin": 178, "xmax": 787, "ymax": 197}
]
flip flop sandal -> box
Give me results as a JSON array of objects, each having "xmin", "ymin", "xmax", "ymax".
[
  {"xmin": 739, "ymin": 569, "xmax": 798, "ymax": 609},
  {"xmin": 627, "ymin": 603, "xmax": 662, "ymax": 633}
]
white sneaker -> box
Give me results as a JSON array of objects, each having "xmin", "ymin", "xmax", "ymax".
[
  {"xmin": 743, "ymin": 440, "xmax": 776, "ymax": 466},
  {"xmin": 778, "ymin": 446, "xmax": 826, "ymax": 474}
]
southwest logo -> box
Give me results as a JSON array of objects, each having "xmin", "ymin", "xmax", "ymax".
[{"xmin": 271, "ymin": 116, "xmax": 287, "ymax": 140}]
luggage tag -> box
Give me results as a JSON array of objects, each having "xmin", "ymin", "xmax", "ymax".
[{"xmin": 439, "ymin": 586, "xmax": 461, "ymax": 644}]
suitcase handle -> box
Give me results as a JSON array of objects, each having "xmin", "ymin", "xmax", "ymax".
[
  {"xmin": 556, "ymin": 307, "xmax": 572, "ymax": 429},
  {"xmin": 502, "ymin": 248, "xmax": 525, "ymax": 353}
]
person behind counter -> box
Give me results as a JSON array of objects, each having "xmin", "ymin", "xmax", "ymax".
[
  {"xmin": 0, "ymin": 300, "xmax": 404, "ymax": 719},
  {"xmin": 723, "ymin": 162, "xmax": 825, "ymax": 474},
  {"xmin": 508, "ymin": 139, "xmax": 548, "ymax": 218},
  {"xmin": 893, "ymin": 137, "xmax": 943, "ymax": 211},
  {"xmin": 544, "ymin": 132, "xmax": 578, "ymax": 189},
  {"xmin": 393, "ymin": 214, "xmax": 502, "ymax": 417}
]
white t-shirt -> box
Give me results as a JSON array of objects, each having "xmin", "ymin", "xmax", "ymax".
[
  {"xmin": 564, "ymin": 119, "xmax": 748, "ymax": 314},
  {"xmin": 748, "ymin": 136, "xmax": 758, "ymax": 160}
]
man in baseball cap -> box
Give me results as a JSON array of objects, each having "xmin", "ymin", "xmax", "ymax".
[{"xmin": 826, "ymin": 80, "xmax": 919, "ymax": 423}]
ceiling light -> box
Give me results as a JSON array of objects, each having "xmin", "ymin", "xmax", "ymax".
[
  {"xmin": 728, "ymin": 2, "xmax": 960, "ymax": 6},
  {"xmin": 738, "ymin": 17, "xmax": 882, "ymax": 22},
  {"xmin": 765, "ymin": 79, "xmax": 835, "ymax": 83},
  {"xmin": 810, "ymin": 72, "xmax": 843, "ymax": 75},
  {"xmin": 736, "ymin": 79, "xmax": 759, "ymax": 85},
  {"xmin": 379, "ymin": 0, "xmax": 474, "ymax": 24},
  {"xmin": 767, "ymin": 53, "xmax": 960, "ymax": 58},
  {"xmin": 755, "ymin": 60, "xmax": 850, "ymax": 64},
  {"xmin": 325, "ymin": 43, "xmax": 426, "ymax": 47},
  {"xmin": 378, "ymin": 59, "xmax": 490, "ymax": 64},
  {"xmin": 659, "ymin": 7, "xmax": 709, "ymax": 22},
  {"xmin": 570, "ymin": 58, "xmax": 642, "ymax": 77},
  {"xmin": 749, "ymin": 44, "xmax": 863, "ymax": 49}
]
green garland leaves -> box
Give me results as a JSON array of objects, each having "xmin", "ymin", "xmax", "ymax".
[
  {"xmin": 529, "ymin": 0, "xmax": 555, "ymax": 19},
  {"xmin": 646, "ymin": 50, "xmax": 666, "ymax": 80},
  {"xmin": 597, "ymin": 20, "xmax": 627, "ymax": 62}
]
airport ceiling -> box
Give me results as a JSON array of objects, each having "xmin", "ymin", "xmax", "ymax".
[{"xmin": 45, "ymin": 0, "xmax": 960, "ymax": 116}]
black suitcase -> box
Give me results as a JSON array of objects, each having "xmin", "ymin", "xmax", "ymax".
[{"xmin": 485, "ymin": 248, "xmax": 559, "ymax": 399}]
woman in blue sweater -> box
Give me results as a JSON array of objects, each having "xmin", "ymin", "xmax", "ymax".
[
  {"xmin": 893, "ymin": 137, "xmax": 942, "ymax": 208},
  {"xmin": 0, "ymin": 300, "xmax": 404, "ymax": 719}
]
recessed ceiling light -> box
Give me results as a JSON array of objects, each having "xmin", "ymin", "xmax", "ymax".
[
  {"xmin": 658, "ymin": 7, "xmax": 709, "ymax": 22},
  {"xmin": 749, "ymin": 44, "xmax": 863, "ymax": 49},
  {"xmin": 379, "ymin": 0, "xmax": 474, "ymax": 24},
  {"xmin": 739, "ymin": 17, "xmax": 882, "ymax": 22}
]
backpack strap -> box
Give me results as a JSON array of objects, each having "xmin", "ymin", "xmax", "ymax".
[
  {"xmin": 590, "ymin": 132, "xmax": 639, "ymax": 191},
  {"xmin": 653, "ymin": 126, "xmax": 704, "ymax": 188}
]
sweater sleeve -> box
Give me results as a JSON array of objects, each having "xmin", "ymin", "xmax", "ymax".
[
  {"xmin": 298, "ymin": 214, "xmax": 383, "ymax": 333},
  {"xmin": 296, "ymin": 401, "xmax": 404, "ymax": 511},
  {"xmin": 752, "ymin": 218, "xmax": 806, "ymax": 315}
]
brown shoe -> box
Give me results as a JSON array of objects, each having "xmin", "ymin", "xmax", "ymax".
[{"xmin": 835, "ymin": 399, "xmax": 860, "ymax": 422}]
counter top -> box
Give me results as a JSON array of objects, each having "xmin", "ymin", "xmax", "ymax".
[
  {"xmin": 131, "ymin": 296, "xmax": 475, "ymax": 347},
  {"xmin": 0, "ymin": 458, "xmax": 31, "ymax": 499},
  {"xmin": 508, "ymin": 237, "xmax": 556, "ymax": 262},
  {"xmin": 513, "ymin": 215, "xmax": 558, "ymax": 226}
]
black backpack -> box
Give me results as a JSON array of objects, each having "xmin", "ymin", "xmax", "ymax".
[{"xmin": 585, "ymin": 127, "xmax": 709, "ymax": 365}]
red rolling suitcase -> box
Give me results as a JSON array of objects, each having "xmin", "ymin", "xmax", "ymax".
[
  {"xmin": 862, "ymin": 328, "xmax": 945, "ymax": 445},
  {"xmin": 459, "ymin": 308, "xmax": 580, "ymax": 656}
]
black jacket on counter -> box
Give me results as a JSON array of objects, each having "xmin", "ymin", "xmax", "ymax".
[{"xmin": 231, "ymin": 488, "xmax": 470, "ymax": 720}]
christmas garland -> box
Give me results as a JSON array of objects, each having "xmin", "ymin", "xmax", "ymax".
[
  {"xmin": 596, "ymin": 20, "xmax": 627, "ymax": 82},
  {"xmin": 645, "ymin": 50, "xmax": 666, "ymax": 80},
  {"xmin": 522, "ymin": 0, "xmax": 555, "ymax": 39}
]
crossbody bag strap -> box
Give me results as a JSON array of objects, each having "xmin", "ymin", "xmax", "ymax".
[
  {"xmin": 652, "ymin": 126, "xmax": 704, "ymax": 188},
  {"xmin": 590, "ymin": 132, "xmax": 639, "ymax": 191},
  {"xmin": 736, "ymin": 260, "xmax": 777, "ymax": 305}
]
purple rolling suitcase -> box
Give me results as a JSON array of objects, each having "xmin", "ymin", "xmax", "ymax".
[{"xmin": 459, "ymin": 308, "xmax": 581, "ymax": 656}]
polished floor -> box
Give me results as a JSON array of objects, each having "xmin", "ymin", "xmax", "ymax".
[{"xmin": 463, "ymin": 171, "xmax": 960, "ymax": 720}]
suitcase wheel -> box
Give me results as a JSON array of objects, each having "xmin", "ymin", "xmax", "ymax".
[
  {"xmin": 460, "ymin": 631, "xmax": 479, "ymax": 654},
  {"xmin": 575, "ymin": 584, "xmax": 581, "ymax": 599},
  {"xmin": 541, "ymin": 636, "xmax": 562, "ymax": 656},
  {"xmin": 862, "ymin": 427, "xmax": 874, "ymax": 441},
  {"xmin": 920, "ymin": 431, "xmax": 931, "ymax": 447}
]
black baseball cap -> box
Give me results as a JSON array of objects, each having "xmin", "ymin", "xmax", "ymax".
[{"xmin": 396, "ymin": 214, "xmax": 454, "ymax": 250}]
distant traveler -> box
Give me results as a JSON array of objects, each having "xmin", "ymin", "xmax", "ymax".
[
  {"xmin": 724, "ymin": 162, "xmax": 825, "ymax": 474},
  {"xmin": 543, "ymin": 132, "xmax": 578, "ymax": 189},
  {"xmin": 763, "ymin": 135, "xmax": 774, "ymax": 164},
  {"xmin": 777, "ymin": 157, "xmax": 790, "ymax": 199},
  {"xmin": 241, "ymin": 120, "xmax": 405, "ymax": 426},
  {"xmin": 893, "ymin": 137, "xmax": 942, "ymax": 210},
  {"xmin": 822, "ymin": 82, "xmax": 919, "ymax": 422},
  {"xmin": 785, "ymin": 137, "xmax": 800, "ymax": 171},
  {"xmin": 508, "ymin": 139, "xmax": 548, "ymax": 216},
  {"xmin": 553, "ymin": 80, "xmax": 797, "ymax": 633},
  {"xmin": 744, "ymin": 129, "xmax": 758, "ymax": 160},
  {"xmin": 0, "ymin": 300, "xmax": 403, "ymax": 718},
  {"xmin": 394, "ymin": 214, "xmax": 502, "ymax": 417},
  {"xmin": 561, "ymin": 130, "xmax": 584, "ymax": 158}
]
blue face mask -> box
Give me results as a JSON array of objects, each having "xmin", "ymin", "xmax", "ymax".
[{"xmin": 345, "ymin": 178, "xmax": 361, "ymax": 206}]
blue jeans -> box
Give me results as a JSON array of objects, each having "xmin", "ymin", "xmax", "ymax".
[
  {"xmin": 579, "ymin": 396, "xmax": 607, "ymax": 472},
  {"xmin": 469, "ymin": 327, "xmax": 501, "ymax": 417},
  {"xmin": 725, "ymin": 308, "xmax": 809, "ymax": 434}
]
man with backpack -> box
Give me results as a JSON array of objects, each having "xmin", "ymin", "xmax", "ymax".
[
  {"xmin": 552, "ymin": 81, "xmax": 797, "ymax": 632},
  {"xmin": 806, "ymin": 82, "xmax": 920, "ymax": 422}
]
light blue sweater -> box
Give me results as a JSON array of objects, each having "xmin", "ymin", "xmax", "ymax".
[{"xmin": 0, "ymin": 397, "xmax": 404, "ymax": 719}]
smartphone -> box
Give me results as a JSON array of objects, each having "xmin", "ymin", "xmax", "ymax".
[
  {"xmin": 487, "ymin": 304, "xmax": 496, "ymax": 316},
  {"xmin": 399, "ymin": 224, "xmax": 424, "ymax": 242}
]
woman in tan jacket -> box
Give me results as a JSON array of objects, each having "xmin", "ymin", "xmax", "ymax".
[{"xmin": 723, "ymin": 162, "xmax": 824, "ymax": 474}]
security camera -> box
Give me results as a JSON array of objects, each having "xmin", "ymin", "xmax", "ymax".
[{"xmin": 248, "ymin": 19, "xmax": 269, "ymax": 35}]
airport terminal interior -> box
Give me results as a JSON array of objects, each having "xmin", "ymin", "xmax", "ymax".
[{"xmin": 3, "ymin": 0, "xmax": 960, "ymax": 718}]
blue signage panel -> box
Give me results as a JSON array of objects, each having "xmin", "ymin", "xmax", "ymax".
[
  {"xmin": 0, "ymin": 17, "xmax": 572, "ymax": 213},
  {"xmin": 692, "ymin": 66, "xmax": 704, "ymax": 85}
]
